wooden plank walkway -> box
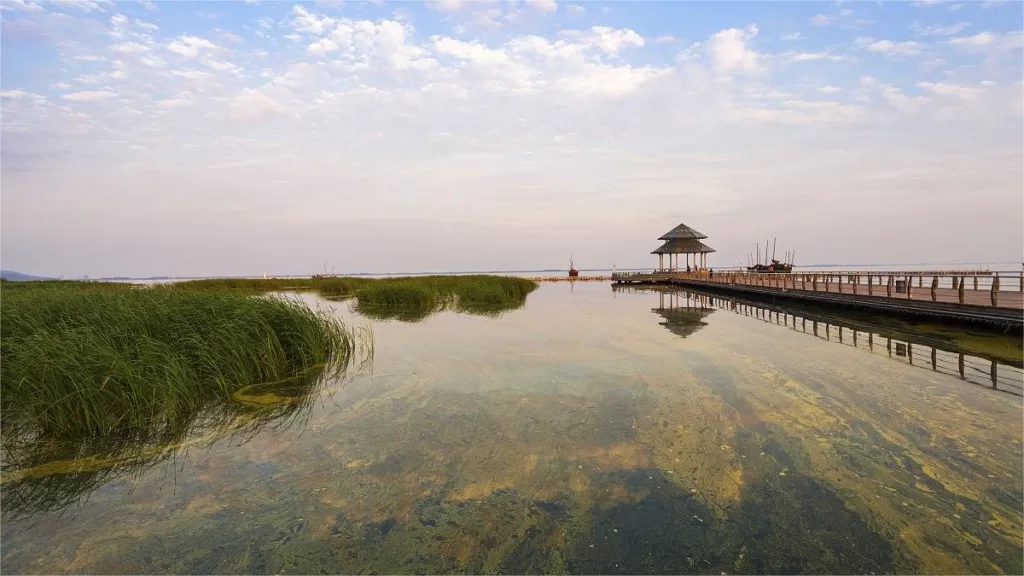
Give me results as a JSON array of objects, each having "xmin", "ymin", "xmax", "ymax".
[{"xmin": 611, "ymin": 270, "xmax": 1024, "ymax": 328}]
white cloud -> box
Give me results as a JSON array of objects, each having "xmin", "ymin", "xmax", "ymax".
[
  {"xmin": 561, "ymin": 26, "xmax": 645, "ymax": 56},
  {"xmin": 858, "ymin": 38, "xmax": 921, "ymax": 56},
  {"xmin": 307, "ymin": 37, "xmax": 339, "ymax": 56},
  {"xmin": 1, "ymin": 0, "xmax": 45, "ymax": 12},
  {"xmin": 917, "ymin": 81, "xmax": 982, "ymax": 100},
  {"xmin": 171, "ymin": 69, "xmax": 214, "ymax": 81},
  {"xmin": 785, "ymin": 51, "xmax": 846, "ymax": 62},
  {"xmin": 59, "ymin": 0, "xmax": 112, "ymax": 12},
  {"xmin": 818, "ymin": 85, "xmax": 841, "ymax": 94},
  {"xmin": 428, "ymin": 0, "xmax": 465, "ymax": 12},
  {"xmin": 782, "ymin": 32, "xmax": 803, "ymax": 41},
  {"xmin": 910, "ymin": 21, "xmax": 969, "ymax": 36},
  {"xmin": 156, "ymin": 97, "xmax": 192, "ymax": 109},
  {"xmin": 203, "ymin": 59, "xmax": 240, "ymax": 73},
  {"xmin": 950, "ymin": 31, "xmax": 993, "ymax": 46},
  {"xmin": 1, "ymin": 90, "xmax": 32, "ymax": 99},
  {"xmin": 61, "ymin": 90, "xmax": 118, "ymax": 102},
  {"xmin": 525, "ymin": 0, "xmax": 557, "ymax": 14},
  {"xmin": 113, "ymin": 42, "xmax": 150, "ymax": 54},
  {"xmin": 707, "ymin": 25, "xmax": 760, "ymax": 73},
  {"xmin": 231, "ymin": 88, "xmax": 287, "ymax": 122},
  {"xmin": 167, "ymin": 35, "xmax": 217, "ymax": 59},
  {"xmin": 566, "ymin": 4, "xmax": 584, "ymax": 15},
  {"xmin": 810, "ymin": 14, "xmax": 834, "ymax": 26},
  {"xmin": 290, "ymin": 4, "xmax": 335, "ymax": 34}
]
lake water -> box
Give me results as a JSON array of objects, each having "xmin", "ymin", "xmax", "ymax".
[{"xmin": 2, "ymin": 283, "xmax": 1022, "ymax": 574}]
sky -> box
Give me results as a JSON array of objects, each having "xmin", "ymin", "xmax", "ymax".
[{"xmin": 1, "ymin": 0, "xmax": 1022, "ymax": 277}]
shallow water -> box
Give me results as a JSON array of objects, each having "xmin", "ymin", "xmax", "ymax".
[{"xmin": 2, "ymin": 283, "xmax": 1022, "ymax": 574}]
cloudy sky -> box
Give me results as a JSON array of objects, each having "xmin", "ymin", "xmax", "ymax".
[{"xmin": 1, "ymin": 0, "xmax": 1021, "ymax": 277}]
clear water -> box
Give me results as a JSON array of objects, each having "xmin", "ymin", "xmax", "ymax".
[{"xmin": 2, "ymin": 283, "xmax": 1022, "ymax": 574}]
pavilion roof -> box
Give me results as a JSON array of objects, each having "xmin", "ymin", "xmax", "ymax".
[
  {"xmin": 658, "ymin": 222, "xmax": 708, "ymax": 241},
  {"xmin": 650, "ymin": 239, "xmax": 716, "ymax": 255}
]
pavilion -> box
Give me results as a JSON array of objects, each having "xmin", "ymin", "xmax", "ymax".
[{"xmin": 651, "ymin": 222, "xmax": 715, "ymax": 272}]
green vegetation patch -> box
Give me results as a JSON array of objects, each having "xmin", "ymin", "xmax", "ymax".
[
  {"xmin": 1, "ymin": 282, "xmax": 360, "ymax": 439},
  {"xmin": 175, "ymin": 274, "xmax": 539, "ymax": 321}
]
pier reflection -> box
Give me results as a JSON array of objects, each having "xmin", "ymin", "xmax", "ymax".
[{"xmin": 616, "ymin": 285, "xmax": 1024, "ymax": 396}]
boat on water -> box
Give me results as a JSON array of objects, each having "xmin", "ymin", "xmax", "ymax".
[
  {"xmin": 747, "ymin": 237, "xmax": 795, "ymax": 273},
  {"xmin": 748, "ymin": 260, "xmax": 793, "ymax": 273},
  {"xmin": 568, "ymin": 256, "xmax": 579, "ymax": 278}
]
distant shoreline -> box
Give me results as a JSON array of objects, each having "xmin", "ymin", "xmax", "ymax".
[{"xmin": 3, "ymin": 261, "xmax": 1019, "ymax": 282}]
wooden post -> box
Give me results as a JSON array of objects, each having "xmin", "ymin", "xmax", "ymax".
[
  {"xmin": 867, "ymin": 275, "xmax": 873, "ymax": 295},
  {"xmin": 958, "ymin": 277, "xmax": 965, "ymax": 304},
  {"xmin": 852, "ymin": 329, "xmax": 857, "ymax": 346},
  {"xmin": 813, "ymin": 275, "xmax": 818, "ymax": 291},
  {"xmin": 918, "ymin": 276, "xmax": 923, "ymax": 288},
  {"xmin": 906, "ymin": 276, "xmax": 913, "ymax": 299},
  {"xmin": 908, "ymin": 343, "xmax": 913, "ymax": 365},
  {"xmin": 930, "ymin": 276, "xmax": 938, "ymax": 301},
  {"xmin": 802, "ymin": 318, "xmax": 806, "ymax": 332},
  {"xmin": 991, "ymin": 361, "xmax": 997, "ymax": 389},
  {"xmin": 1020, "ymin": 270, "xmax": 1023, "ymax": 292},
  {"xmin": 868, "ymin": 332, "xmax": 873, "ymax": 351},
  {"xmin": 991, "ymin": 276, "xmax": 999, "ymax": 306},
  {"xmin": 973, "ymin": 276, "xmax": 978, "ymax": 290},
  {"xmin": 931, "ymin": 347, "xmax": 937, "ymax": 371},
  {"xmin": 958, "ymin": 354, "xmax": 965, "ymax": 379},
  {"xmin": 838, "ymin": 274, "xmax": 843, "ymax": 293},
  {"xmin": 886, "ymin": 275, "xmax": 892, "ymax": 297},
  {"xmin": 887, "ymin": 337, "xmax": 892, "ymax": 356}
]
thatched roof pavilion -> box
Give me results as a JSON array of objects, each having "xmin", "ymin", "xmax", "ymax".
[{"xmin": 653, "ymin": 222, "xmax": 715, "ymax": 271}]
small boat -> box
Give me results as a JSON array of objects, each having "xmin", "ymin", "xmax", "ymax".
[{"xmin": 568, "ymin": 256, "xmax": 579, "ymax": 278}]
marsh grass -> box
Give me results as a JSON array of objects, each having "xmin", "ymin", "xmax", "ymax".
[
  {"xmin": 352, "ymin": 275, "xmax": 538, "ymax": 321},
  {"xmin": 175, "ymin": 274, "xmax": 539, "ymax": 321},
  {"xmin": 1, "ymin": 282, "xmax": 367, "ymax": 439}
]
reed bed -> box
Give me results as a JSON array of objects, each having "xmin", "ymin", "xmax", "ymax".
[
  {"xmin": 352, "ymin": 275, "xmax": 538, "ymax": 320},
  {"xmin": 1, "ymin": 282, "xmax": 362, "ymax": 439},
  {"xmin": 175, "ymin": 275, "xmax": 538, "ymax": 313}
]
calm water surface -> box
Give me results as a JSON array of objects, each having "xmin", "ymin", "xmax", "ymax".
[{"xmin": 2, "ymin": 283, "xmax": 1022, "ymax": 574}]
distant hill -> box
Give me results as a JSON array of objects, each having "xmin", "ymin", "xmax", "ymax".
[{"xmin": 0, "ymin": 270, "xmax": 54, "ymax": 281}]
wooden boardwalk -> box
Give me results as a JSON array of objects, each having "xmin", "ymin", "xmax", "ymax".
[{"xmin": 611, "ymin": 270, "xmax": 1024, "ymax": 328}]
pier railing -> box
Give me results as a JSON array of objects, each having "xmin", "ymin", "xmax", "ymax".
[
  {"xmin": 612, "ymin": 270, "xmax": 1024, "ymax": 309},
  {"xmin": 615, "ymin": 285, "xmax": 1024, "ymax": 396}
]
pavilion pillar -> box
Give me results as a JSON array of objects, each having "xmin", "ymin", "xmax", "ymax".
[{"xmin": 659, "ymin": 253, "xmax": 663, "ymax": 271}]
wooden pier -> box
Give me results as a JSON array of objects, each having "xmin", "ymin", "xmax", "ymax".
[{"xmin": 611, "ymin": 270, "xmax": 1024, "ymax": 328}]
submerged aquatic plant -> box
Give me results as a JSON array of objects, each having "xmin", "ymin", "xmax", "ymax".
[{"xmin": 0, "ymin": 282, "xmax": 369, "ymax": 439}]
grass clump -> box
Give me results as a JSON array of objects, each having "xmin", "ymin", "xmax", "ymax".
[
  {"xmin": 353, "ymin": 275, "xmax": 538, "ymax": 321},
  {"xmin": 1, "ymin": 282, "xmax": 363, "ymax": 439},
  {"xmin": 174, "ymin": 274, "xmax": 539, "ymax": 321}
]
